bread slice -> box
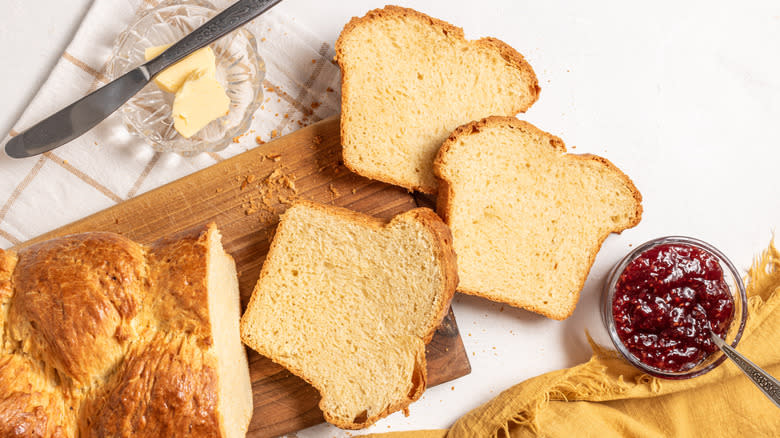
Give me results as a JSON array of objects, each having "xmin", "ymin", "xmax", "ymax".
[
  {"xmin": 240, "ymin": 200, "xmax": 457, "ymax": 429},
  {"xmin": 434, "ymin": 117, "xmax": 642, "ymax": 320},
  {"xmin": 336, "ymin": 5, "xmax": 539, "ymax": 194}
]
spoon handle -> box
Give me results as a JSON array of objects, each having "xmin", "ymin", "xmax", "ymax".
[{"xmin": 710, "ymin": 332, "xmax": 780, "ymax": 408}]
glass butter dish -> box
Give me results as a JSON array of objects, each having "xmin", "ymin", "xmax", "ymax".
[{"xmin": 107, "ymin": 0, "xmax": 264, "ymax": 155}]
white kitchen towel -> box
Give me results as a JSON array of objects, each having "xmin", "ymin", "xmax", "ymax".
[{"xmin": 0, "ymin": 0, "xmax": 341, "ymax": 248}]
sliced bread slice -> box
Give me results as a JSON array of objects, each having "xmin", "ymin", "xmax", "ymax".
[
  {"xmin": 434, "ymin": 117, "xmax": 642, "ymax": 320},
  {"xmin": 336, "ymin": 5, "xmax": 539, "ymax": 194},
  {"xmin": 239, "ymin": 200, "xmax": 457, "ymax": 429}
]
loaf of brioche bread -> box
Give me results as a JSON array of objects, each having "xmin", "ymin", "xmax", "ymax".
[
  {"xmin": 240, "ymin": 200, "xmax": 457, "ymax": 429},
  {"xmin": 336, "ymin": 5, "xmax": 539, "ymax": 194},
  {"xmin": 434, "ymin": 117, "xmax": 642, "ymax": 320},
  {"xmin": 0, "ymin": 224, "xmax": 252, "ymax": 437}
]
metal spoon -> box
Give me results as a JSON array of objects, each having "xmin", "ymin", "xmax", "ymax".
[{"xmin": 710, "ymin": 330, "xmax": 780, "ymax": 407}]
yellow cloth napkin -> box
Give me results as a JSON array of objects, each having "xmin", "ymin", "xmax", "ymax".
[{"xmin": 369, "ymin": 240, "xmax": 780, "ymax": 437}]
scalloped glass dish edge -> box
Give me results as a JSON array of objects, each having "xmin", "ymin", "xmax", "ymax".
[
  {"xmin": 601, "ymin": 236, "xmax": 748, "ymax": 380},
  {"xmin": 107, "ymin": 0, "xmax": 264, "ymax": 156}
]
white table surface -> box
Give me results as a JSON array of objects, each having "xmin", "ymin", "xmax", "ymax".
[{"xmin": 2, "ymin": 0, "xmax": 780, "ymax": 436}]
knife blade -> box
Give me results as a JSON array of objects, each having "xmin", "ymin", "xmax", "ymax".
[
  {"xmin": 5, "ymin": 68, "xmax": 150, "ymax": 158},
  {"xmin": 5, "ymin": 0, "xmax": 283, "ymax": 159}
]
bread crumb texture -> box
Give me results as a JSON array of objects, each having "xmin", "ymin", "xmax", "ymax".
[
  {"xmin": 240, "ymin": 200, "xmax": 457, "ymax": 429},
  {"xmin": 0, "ymin": 225, "xmax": 252, "ymax": 437},
  {"xmin": 435, "ymin": 117, "xmax": 642, "ymax": 320},
  {"xmin": 336, "ymin": 5, "xmax": 539, "ymax": 194}
]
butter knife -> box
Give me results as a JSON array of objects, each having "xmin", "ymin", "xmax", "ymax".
[{"xmin": 5, "ymin": 0, "xmax": 282, "ymax": 159}]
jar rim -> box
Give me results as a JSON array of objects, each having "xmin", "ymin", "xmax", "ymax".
[{"xmin": 602, "ymin": 236, "xmax": 748, "ymax": 379}]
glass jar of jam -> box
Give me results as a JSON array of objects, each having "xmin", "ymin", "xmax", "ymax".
[{"xmin": 602, "ymin": 236, "xmax": 748, "ymax": 379}]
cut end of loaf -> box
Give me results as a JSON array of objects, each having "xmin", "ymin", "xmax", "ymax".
[
  {"xmin": 240, "ymin": 200, "xmax": 457, "ymax": 428},
  {"xmin": 435, "ymin": 116, "xmax": 642, "ymax": 320},
  {"xmin": 205, "ymin": 225, "xmax": 253, "ymax": 437},
  {"xmin": 336, "ymin": 5, "xmax": 539, "ymax": 194}
]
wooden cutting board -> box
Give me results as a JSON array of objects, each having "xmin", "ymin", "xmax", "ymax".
[{"xmin": 20, "ymin": 115, "xmax": 471, "ymax": 437}]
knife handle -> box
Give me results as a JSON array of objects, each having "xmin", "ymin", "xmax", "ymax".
[{"xmin": 145, "ymin": 0, "xmax": 282, "ymax": 78}]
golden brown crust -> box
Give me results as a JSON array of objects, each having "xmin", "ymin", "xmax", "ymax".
[
  {"xmin": 9, "ymin": 232, "xmax": 147, "ymax": 384},
  {"xmin": 326, "ymin": 347, "xmax": 428, "ymax": 430},
  {"xmin": 1, "ymin": 224, "xmax": 233, "ymax": 436},
  {"xmin": 0, "ymin": 354, "xmax": 75, "ymax": 438},
  {"xmin": 285, "ymin": 199, "xmax": 392, "ymax": 229},
  {"xmin": 148, "ymin": 226, "xmax": 213, "ymax": 345},
  {"xmin": 474, "ymin": 37, "xmax": 540, "ymax": 114},
  {"xmin": 335, "ymin": 6, "xmax": 466, "ymax": 58},
  {"xmin": 434, "ymin": 116, "xmax": 643, "ymax": 320},
  {"xmin": 340, "ymin": 160, "xmax": 432, "ymax": 195},
  {"xmin": 0, "ymin": 249, "xmax": 15, "ymax": 301},
  {"xmin": 335, "ymin": 5, "xmax": 541, "ymax": 194},
  {"xmin": 241, "ymin": 200, "xmax": 458, "ymax": 429},
  {"xmin": 0, "ymin": 249, "xmax": 17, "ymax": 347},
  {"xmin": 79, "ymin": 334, "xmax": 219, "ymax": 437},
  {"xmin": 403, "ymin": 208, "xmax": 459, "ymax": 344}
]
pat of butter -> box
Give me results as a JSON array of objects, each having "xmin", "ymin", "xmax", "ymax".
[
  {"xmin": 144, "ymin": 44, "xmax": 216, "ymax": 93},
  {"xmin": 172, "ymin": 70, "xmax": 230, "ymax": 138}
]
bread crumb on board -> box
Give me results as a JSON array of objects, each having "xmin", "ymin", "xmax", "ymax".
[
  {"xmin": 240, "ymin": 174, "xmax": 256, "ymax": 190},
  {"xmin": 283, "ymin": 175, "xmax": 297, "ymax": 191},
  {"xmin": 244, "ymin": 198, "xmax": 259, "ymax": 215},
  {"xmin": 266, "ymin": 168, "xmax": 283, "ymax": 181},
  {"xmin": 329, "ymin": 184, "xmax": 340, "ymax": 199},
  {"xmin": 238, "ymin": 166, "xmax": 300, "ymax": 221}
]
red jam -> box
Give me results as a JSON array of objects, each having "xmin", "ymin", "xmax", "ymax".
[{"xmin": 612, "ymin": 243, "xmax": 734, "ymax": 372}]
